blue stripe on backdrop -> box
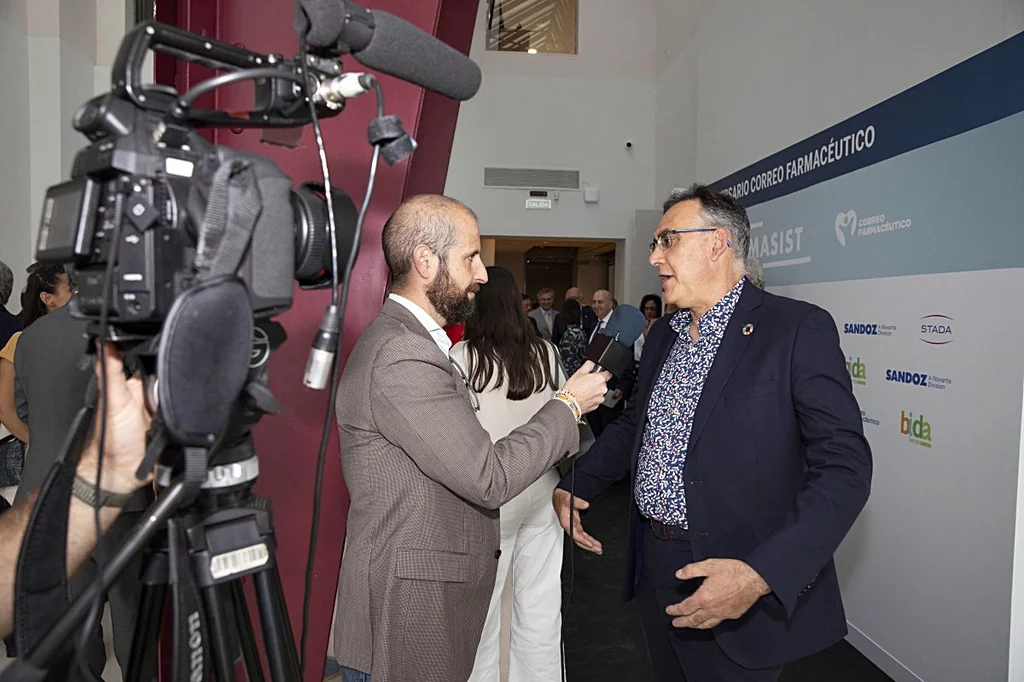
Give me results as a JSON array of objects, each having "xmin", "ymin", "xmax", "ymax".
[{"xmin": 709, "ymin": 30, "xmax": 1024, "ymax": 207}]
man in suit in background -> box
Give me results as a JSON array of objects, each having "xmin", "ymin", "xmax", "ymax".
[
  {"xmin": 566, "ymin": 286, "xmax": 597, "ymax": 338},
  {"xmin": 553, "ymin": 184, "xmax": 871, "ymax": 681},
  {"xmin": 528, "ymin": 288, "xmax": 565, "ymax": 345},
  {"xmin": 585, "ymin": 289, "xmax": 633, "ymax": 436},
  {"xmin": 0, "ymin": 262, "xmax": 21, "ymax": 350},
  {"xmin": 522, "ymin": 293, "xmax": 541, "ymax": 336},
  {"xmin": 14, "ymin": 284, "xmax": 150, "ymax": 676},
  {"xmin": 333, "ymin": 194, "xmax": 610, "ymax": 682}
]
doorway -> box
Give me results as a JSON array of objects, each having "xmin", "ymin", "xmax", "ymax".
[{"xmin": 489, "ymin": 237, "xmax": 618, "ymax": 302}]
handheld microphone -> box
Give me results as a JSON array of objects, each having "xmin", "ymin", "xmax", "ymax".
[
  {"xmin": 585, "ymin": 305, "xmax": 647, "ymax": 377},
  {"xmin": 294, "ymin": 0, "xmax": 483, "ymax": 101}
]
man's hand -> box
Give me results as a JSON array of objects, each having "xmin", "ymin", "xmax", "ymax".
[
  {"xmin": 552, "ymin": 488, "xmax": 602, "ymax": 554},
  {"xmin": 561, "ymin": 361, "xmax": 612, "ymax": 414},
  {"xmin": 76, "ymin": 343, "xmax": 153, "ymax": 495},
  {"xmin": 665, "ymin": 559, "xmax": 771, "ymax": 629}
]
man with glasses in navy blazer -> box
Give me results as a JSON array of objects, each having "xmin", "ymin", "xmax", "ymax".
[{"xmin": 553, "ymin": 184, "xmax": 872, "ymax": 681}]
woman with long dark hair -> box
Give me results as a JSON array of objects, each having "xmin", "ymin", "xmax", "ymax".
[{"xmin": 451, "ymin": 266, "xmax": 566, "ymax": 682}]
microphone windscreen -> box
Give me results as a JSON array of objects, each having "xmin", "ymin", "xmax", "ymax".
[
  {"xmin": 356, "ymin": 11, "xmax": 482, "ymax": 101},
  {"xmin": 295, "ymin": 0, "xmax": 347, "ymax": 48},
  {"xmin": 601, "ymin": 305, "xmax": 647, "ymax": 346}
]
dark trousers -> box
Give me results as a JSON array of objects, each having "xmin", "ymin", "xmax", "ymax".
[
  {"xmin": 635, "ymin": 523, "xmax": 781, "ymax": 682},
  {"xmin": 69, "ymin": 511, "xmax": 146, "ymax": 676}
]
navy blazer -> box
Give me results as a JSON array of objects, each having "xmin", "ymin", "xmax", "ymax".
[{"xmin": 558, "ymin": 283, "xmax": 872, "ymax": 669}]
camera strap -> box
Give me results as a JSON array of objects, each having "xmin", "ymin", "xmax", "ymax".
[
  {"xmin": 12, "ymin": 373, "xmax": 97, "ymax": 675},
  {"xmin": 194, "ymin": 159, "xmax": 263, "ymax": 281}
]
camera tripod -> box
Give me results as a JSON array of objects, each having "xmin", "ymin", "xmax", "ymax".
[
  {"xmin": 123, "ymin": 437, "xmax": 300, "ymax": 682},
  {"xmin": 8, "ymin": 433, "xmax": 301, "ymax": 682}
]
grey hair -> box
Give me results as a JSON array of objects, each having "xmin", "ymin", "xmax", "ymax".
[
  {"xmin": 382, "ymin": 195, "xmax": 476, "ymax": 285},
  {"xmin": 0, "ymin": 261, "xmax": 13, "ymax": 306},
  {"xmin": 663, "ymin": 184, "xmax": 750, "ymax": 263},
  {"xmin": 745, "ymin": 256, "xmax": 765, "ymax": 288}
]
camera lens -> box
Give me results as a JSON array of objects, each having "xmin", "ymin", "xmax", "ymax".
[{"xmin": 291, "ymin": 183, "xmax": 358, "ymax": 289}]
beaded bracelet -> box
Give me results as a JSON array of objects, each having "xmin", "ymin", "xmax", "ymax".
[{"xmin": 554, "ymin": 390, "xmax": 583, "ymax": 423}]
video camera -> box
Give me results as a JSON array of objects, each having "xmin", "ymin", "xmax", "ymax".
[
  {"xmin": 6, "ymin": 2, "xmax": 480, "ymax": 681},
  {"xmin": 35, "ymin": 22, "xmax": 363, "ymax": 334}
]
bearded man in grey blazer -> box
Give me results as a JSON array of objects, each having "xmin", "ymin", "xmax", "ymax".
[{"xmin": 333, "ymin": 195, "xmax": 610, "ymax": 682}]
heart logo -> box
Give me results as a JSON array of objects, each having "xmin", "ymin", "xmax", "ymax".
[{"xmin": 834, "ymin": 210, "xmax": 857, "ymax": 247}]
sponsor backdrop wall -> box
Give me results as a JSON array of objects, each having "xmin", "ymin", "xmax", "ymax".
[{"xmin": 713, "ymin": 34, "xmax": 1024, "ymax": 682}]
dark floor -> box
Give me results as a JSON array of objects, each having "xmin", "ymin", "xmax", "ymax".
[{"xmin": 561, "ymin": 478, "xmax": 893, "ymax": 682}]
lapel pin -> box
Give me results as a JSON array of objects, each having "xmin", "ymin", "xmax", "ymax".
[{"xmin": 742, "ymin": 323, "xmax": 755, "ymax": 336}]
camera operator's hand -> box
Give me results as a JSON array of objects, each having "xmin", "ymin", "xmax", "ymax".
[
  {"xmin": 561, "ymin": 361, "xmax": 612, "ymax": 414},
  {"xmin": 76, "ymin": 343, "xmax": 152, "ymax": 494}
]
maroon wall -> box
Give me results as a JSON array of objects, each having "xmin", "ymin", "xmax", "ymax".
[{"xmin": 156, "ymin": 1, "xmax": 477, "ymax": 678}]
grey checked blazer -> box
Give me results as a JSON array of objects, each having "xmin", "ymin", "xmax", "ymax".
[{"xmin": 333, "ymin": 300, "xmax": 579, "ymax": 682}]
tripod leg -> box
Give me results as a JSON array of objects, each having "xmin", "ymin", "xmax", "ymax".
[
  {"xmin": 229, "ymin": 581, "xmax": 265, "ymax": 682},
  {"xmin": 253, "ymin": 568, "xmax": 300, "ymax": 682},
  {"xmin": 202, "ymin": 585, "xmax": 237, "ymax": 682},
  {"xmin": 125, "ymin": 583, "xmax": 166, "ymax": 682}
]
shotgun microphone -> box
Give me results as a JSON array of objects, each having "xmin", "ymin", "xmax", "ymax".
[{"xmin": 294, "ymin": 0, "xmax": 483, "ymax": 101}]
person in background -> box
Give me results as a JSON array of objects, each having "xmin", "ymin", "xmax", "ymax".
[
  {"xmin": 0, "ymin": 343, "xmax": 153, "ymax": 639},
  {"xmin": 522, "ymin": 294, "xmax": 541, "ymax": 336},
  {"xmin": 14, "ymin": 262, "xmax": 148, "ymax": 677},
  {"xmin": 528, "ymin": 288, "xmax": 565, "ymax": 345},
  {"xmin": 0, "ymin": 262, "xmax": 24, "ymax": 503},
  {"xmin": 553, "ymin": 184, "xmax": 871, "ymax": 682},
  {"xmin": 452, "ymin": 266, "xmax": 567, "ymax": 682},
  {"xmin": 565, "ymin": 286, "xmax": 597, "ymax": 338},
  {"xmin": 586, "ymin": 290, "xmax": 633, "ymax": 436},
  {"xmin": 634, "ymin": 294, "xmax": 663, "ymax": 363},
  {"xmin": 0, "ymin": 263, "xmax": 76, "ymax": 449},
  {"xmin": 558, "ymin": 299, "xmax": 587, "ymax": 377},
  {"xmin": 0, "ymin": 262, "xmax": 20, "ymax": 351}
]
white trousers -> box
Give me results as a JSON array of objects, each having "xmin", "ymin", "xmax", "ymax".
[{"xmin": 468, "ymin": 468, "xmax": 564, "ymax": 682}]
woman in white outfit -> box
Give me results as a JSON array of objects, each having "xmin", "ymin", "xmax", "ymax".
[{"xmin": 451, "ymin": 266, "xmax": 566, "ymax": 682}]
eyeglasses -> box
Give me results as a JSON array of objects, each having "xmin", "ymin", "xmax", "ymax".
[
  {"xmin": 648, "ymin": 227, "xmax": 719, "ymax": 254},
  {"xmin": 449, "ymin": 357, "xmax": 481, "ymax": 412}
]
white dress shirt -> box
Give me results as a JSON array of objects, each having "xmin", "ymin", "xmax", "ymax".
[
  {"xmin": 388, "ymin": 293, "xmax": 452, "ymax": 357},
  {"xmin": 590, "ymin": 311, "xmax": 613, "ymax": 343}
]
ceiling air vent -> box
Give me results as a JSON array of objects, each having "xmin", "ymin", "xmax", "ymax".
[{"xmin": 484, "ymin": 167, "xmax": 580, "ymax": 191}]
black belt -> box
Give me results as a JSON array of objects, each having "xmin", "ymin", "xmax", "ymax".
[{"xmin": 646, "ymin": 518, "xmax": 689, "ymax": 541}]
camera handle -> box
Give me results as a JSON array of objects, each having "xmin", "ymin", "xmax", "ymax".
[{"xmin": 111, "ymin": 20, "xmax": 346, "ymax": 129}]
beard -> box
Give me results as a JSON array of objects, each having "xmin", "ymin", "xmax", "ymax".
[{"xmin": 427, "ymin": 265, "xmax": 478, "ymax": 324}]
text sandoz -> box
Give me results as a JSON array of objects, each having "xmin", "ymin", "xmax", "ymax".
[
  {"xmin": 919, "ymin": 314, "xmax": 954, "ymax": 345},
  {"xmin": 846, "ymin": 357, "xmax": 866, "ymax": 386},
  {"xmin": 843, "ymin": 322, "xmax": 895, "ymax": 337},
  {"xmin": 900, "ymin": 410, "xmax": 932, "ymax": 448},
  {"xmin": 885, "ymin": 369, "xmax": 952, "ymax": 391}
]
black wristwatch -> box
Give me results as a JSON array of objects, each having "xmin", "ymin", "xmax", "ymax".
[{"xmin": 71, "ymin": 475, "xmax": 135, "ymax": 508}]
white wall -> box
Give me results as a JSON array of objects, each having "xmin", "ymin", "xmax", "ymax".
[
  {"xmin": 445, "ymin": 0, "xmax": 658, "ymax": 305},
  {"xmin": 0, "ymin": 1, "xmax": 33, "ymax": 306},
  {"xmin": 656, "ymin": 0, "xmax": 1024, "ymax": 189},
  {"xmin": 653, "ymin": 2, "xmax": 1024, "ymax": 680},
  {"xmin": 0, "ymin": 0, "xmax": 128, "ymax": 304}
]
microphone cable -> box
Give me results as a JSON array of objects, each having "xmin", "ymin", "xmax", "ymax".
[{"xmin": 297, "ymin": 40, "xmax": 384, "ymax": 678}]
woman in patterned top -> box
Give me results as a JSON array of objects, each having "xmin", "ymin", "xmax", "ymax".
[{"xmin": 558, "ymin": 298, "xmax": 586, "ymax": 377}]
